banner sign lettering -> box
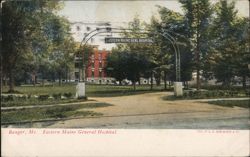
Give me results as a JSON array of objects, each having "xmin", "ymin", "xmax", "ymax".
[{"xmin": 105, "ymin": 37, "xmax": 154, "ymax": 43}]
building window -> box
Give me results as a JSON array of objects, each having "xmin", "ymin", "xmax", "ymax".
[
  {"xmin": 92, "ymin": 71, "xmax": 94, "ymax": 78},
  {"xmin": 92, "ymin": 62, "xmax": 94, "ymax": 68},
  {"xmin": 99, "ymin": 62, "xmax": 102, "ymax": 68}
]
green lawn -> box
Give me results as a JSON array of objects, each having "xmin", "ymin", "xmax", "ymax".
[
  {"xmin": 2, "ymin": 84, "xmax": 168, "ymax": 97},
  {"xmin": 207, "ymin": 100, "xmax": 250, "ymax": 108},
  {"xmin": 1, "ymin": 98, "xmax": 85, "ymax": 107},
  {"xmin": 1, "ymin": 102, "xmax": 112, "ymax": 124},
  {"xmin": 162, "ymin": 89, "xmax": 249, "ymax": 100},
  {"xmin": 1, "ymin": 84, "xmax": 168, "ymax": 108}
]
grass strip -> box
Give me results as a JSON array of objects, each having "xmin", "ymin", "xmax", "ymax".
[
  {"xmin": 1, "ymin": 98, "xmax": 87, "ymax": 107},
  {"xmin": 207, "ymin": 100, "xmax": 250, "ymax": 108},
  {"xmin": 1, "ymin": 103, "xmax": 112, "ymax": 124}
]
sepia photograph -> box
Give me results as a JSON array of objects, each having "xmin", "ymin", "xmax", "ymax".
[{"xmin": 1, "ymin": 0, "xmax": 250, "ymax": 156}]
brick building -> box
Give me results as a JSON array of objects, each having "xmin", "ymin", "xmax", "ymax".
[
  {"xmin": 71, "ymin": 21, "xmax": 117, "ymax": 84},
  {"xmin": 75, "ymin": 47, "xmax": 114, "ymax": 84},
  {"xmin": 85, "ymin": 48, "xmax": 114, "ymax": 84}
]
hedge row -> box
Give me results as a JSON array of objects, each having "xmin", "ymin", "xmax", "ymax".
[
  {"xmin": 183, "ymin": 90, "xmax": 249, "ymax": 99},
  {"xmin": 1, "ymin": 92, "xmax": 74, "ymax": 102}
]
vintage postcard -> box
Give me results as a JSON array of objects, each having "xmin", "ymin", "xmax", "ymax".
[{"xmin": 1, "ymin": 0, "xmax": 250, "ymax": 156}]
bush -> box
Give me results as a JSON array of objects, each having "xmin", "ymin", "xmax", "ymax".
[
  {"xmin": 38, "ymin": 95, "xmax": 49, "ymax": 101},
  {"xmin": 63, "ymin": 92, "xmax": 73, "ymax": 98},
  {"xmin": 182, "ymin": 90, "xmax": 247, "ymax": 99},
  {"xmin": 2, "ymin": 95, "xmax": 15, "ymax": 102},
  {"xmin": 17, "ymin": 95, "xmax": 27, "ymax": 101},
  {"xmin": 245, "ymin": 90, "xmax": 250, "ymax": 96},
  {"xmin": 52, "ymin": 93, "xmax": 61, "ymax": 100},
  {"xmin": 77, "ymin": 96, "xmax": 87, "ymax": 100}
]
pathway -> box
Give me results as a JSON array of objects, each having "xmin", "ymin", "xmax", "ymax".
[{"xmin": 4, "ymin": 92, "xmax": 248, "ymax": 129}]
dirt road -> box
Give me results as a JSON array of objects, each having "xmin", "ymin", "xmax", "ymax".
[{"xmin": 35, "ymin": 92, "xmax": 249, "ymax": 129}]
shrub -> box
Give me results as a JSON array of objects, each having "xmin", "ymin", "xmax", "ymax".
[
  {"xmin": 245, "ymin": 90, "xmax": 250, "ymax": 96},
  {"xmin": 77, "ymin": 96, "xmax": 87, "ymax": 100},
  {"xmin": 38, "ymin": 95, "xmax": 49, "ymax": 101},
  {"xmin": 17, "ymin": 95, "xmax": 27, "ymax": 101},
  {"xmin": 182, "ymin": 90, "xmax": 248, "ymax": 99},
  {"xmin": 63, "ymin": 92, "xmax": 73, "ymax": 98},
  {"xmin": 3, "ymin": 95, "xmax": 15, "ymax": 101},
  {"xmin": 52, "ymin": 93, "xmax": 61, "ymax": 100}
]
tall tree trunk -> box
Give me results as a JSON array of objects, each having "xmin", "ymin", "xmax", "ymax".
[
  {"xmin": 196, "ymin": 49, "xmax": 200, "ymax": 90},
  {"xmin": 0, "ymin": 60, "xmax": 2, "ymax": 94},
  {"xmin": 186, "ymin": 81, "xmax": 189, "ymax": 89},
  {"xmin": 242, "ymin": 76, "xmax": 246, "ymax": 89},
  {"xmin": 164, "ymin": 71, "xmax": 167, "ymax": 90},
  {"xmin": 41, "ymin": 73, "xmax": 45, "ymax": 87},
  {"xmin": 42, "ymin": 79, "xmax": 45, "ymax": 87},
  {"xmin": 155, "ymin": 71, "xmax": 161, "ymax": 86},
  {"xmin": 8, "ymin": 69, "xmax": 14, "ymax": 92},
  {"xmin": 156, "ymin": 78, "xmax": 161, "ymax": 86},
  {"xmin": 35, "ymin": 75, "xmax": 37, "ymax": 85},
  {"xmin": 133, "ymin": 74, "xmax": 136, "ymax": 91},
  {"xmin": 66, "ymin": 68, "xmax": 69, "ymax": 83},
  {"xmin": 150, "ymin": 71, "xmax": 153, "ymax": 90},
  {"xmin": 32, "ymin": 71, "xmax": 36, "ymax": 86},
  {"xmin": 133, "ymin": 81, "xmax": 136, "ymax": 91},
  {"xmin": 68, "ymin": 70, "xmax": 71, "ymax": 83},
  {"xmin": 59, "ymin": 72, "xmax": 62, "ymax": 86},
  {"xmin": 196, "ymin": 16, "xmax": 201, "ymax": 91},
  {"xmin": 4, "ymin": 76, "xmax": 7, "ymax": 86}
]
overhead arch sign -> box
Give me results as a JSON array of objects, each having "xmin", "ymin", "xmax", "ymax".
[{"xmin": 105, "ymin": 37, "xmax": 154, "ymax": 43}]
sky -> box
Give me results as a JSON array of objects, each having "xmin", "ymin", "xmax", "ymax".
[{"xmin": 58, "ymin": 0, "xmax": 249, "ymax": 27}]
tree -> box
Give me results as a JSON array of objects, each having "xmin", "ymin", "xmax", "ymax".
[
  {"xmin": 234, "ymin": 17, "xmax": 250, "ymax": 88},
  {"xmin": 1, "ymin": 1, "xmax": 64, "ymax": 92},
  {"xmin": 1, "ymin": 1, "xmax": 78, "ymax": 90},
  {"xmin": 147, "ymin": 6, "xmax": 193, "ymax": 88},
  {"xmin": 179, "ymin": 0, "xmax": 213, "ymax": 90},
  {"xmin": 113, "ymin": 16, "xmax": 156, "ymax": 89},
  {"xmin": 211, "ymin": 0, "xmax": 250, "ymax": 87},
  {"xmin": 45, "ymin": 16, "xmax": 76, "ymax": 85},
  {"xmin": 105, "ymin": 49, "xmax": 127, "ymax": 85},
  {"xmin": 106, "ymin": 48, "xmax": 151, "ymax": 90}
]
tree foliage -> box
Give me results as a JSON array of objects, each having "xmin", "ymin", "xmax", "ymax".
[
  {"xmin": 1, "ymin": 1, "xmax": 76, "ymax": 91},
  {"xmin": 179, "ymin": 0, "xmax": 213, "ymax": 89},
  {"xmin": 210, "ymin": 0, "xmax": 250, "ymax": 87}
]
